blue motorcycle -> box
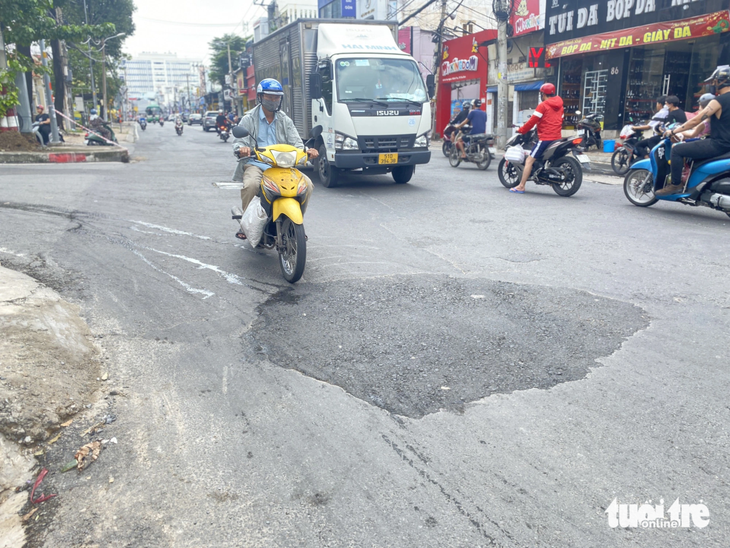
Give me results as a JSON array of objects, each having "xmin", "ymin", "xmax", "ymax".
[{"xmin": 623, "ymin": 137, "xmax": 730, "ymax": 218}]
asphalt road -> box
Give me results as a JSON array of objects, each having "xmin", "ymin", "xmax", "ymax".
[{"xmin": 1, "ymin": 123, "xmax": 729, "ymax": 547}]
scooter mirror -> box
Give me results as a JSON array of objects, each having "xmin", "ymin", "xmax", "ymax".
[
  {"xmin": 232, "ymin": 126, "xmax": 249, "ymax": 139},
  {"xmin": 310, "ymin": 125, "xmax": 323, "ymax": 139}
]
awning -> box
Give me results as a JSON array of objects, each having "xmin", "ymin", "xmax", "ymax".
[
  {"xmin": 486, "ymin": 86, "xmax": 497, "ymax": 93},
  {"xmin": 514, "ymin": 80, "xmax": 544, "ymax": 91}
]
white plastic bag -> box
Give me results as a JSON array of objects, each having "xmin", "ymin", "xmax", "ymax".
[
  {"xmin": 504, "ymin": 145, "xmax": 525, "ymax": 163},
  {"xmin": 240, "ymin": 196, "xmax": 268, "ymax": 248},
  {"xmin": 619, "ymin": 124, "xmax": 634, "ymax": 139}
]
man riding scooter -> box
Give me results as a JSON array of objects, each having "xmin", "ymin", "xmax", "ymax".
[
  {"xmin": 216, "ymin": 110, "xmax": 229, "ymax": 135},
  {"xmin": 657, "ymin": 66, "xmax": 730, "ymax": 196},
  {"xmin": 510, "ymin": 82, "xmax": 564, "ymax": 194},
  {"xmin": 231, "ymin": 78, "xmax": 319, "ymax": 240}
]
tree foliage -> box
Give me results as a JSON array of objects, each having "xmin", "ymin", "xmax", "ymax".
[{"xmin": 208, "ymin": 34, "xmax": 248, "ymax": 88}]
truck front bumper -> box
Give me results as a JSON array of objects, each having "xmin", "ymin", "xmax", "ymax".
[{"xmin": 334, "ymin": 150, "xmax": 431, "ymax": 170}]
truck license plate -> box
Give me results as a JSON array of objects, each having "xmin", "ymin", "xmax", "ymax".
[{"xmin": 378, "ymin": 153, "xmax": 398, "ymax": 164}]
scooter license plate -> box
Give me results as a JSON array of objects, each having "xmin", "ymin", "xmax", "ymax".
[
  {"xmin": 575, "ymin": 153, "xmax": 591, "ymax": 164},
  {"xmin": 378, "ymin": 153, "xmax": 398, "ymax": 164},
  {"xmin": 488, "ymin": 147, "xmax": 496, "ymax": 155}
]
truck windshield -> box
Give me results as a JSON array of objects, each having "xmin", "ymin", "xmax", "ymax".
[{"xmin": 335, "ymin": 58, "xmax": 428, "ymax": 104}]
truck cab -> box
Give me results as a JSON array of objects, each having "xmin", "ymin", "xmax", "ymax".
[{"xmin": 251, "ymin": 20, "xmax": 432, "ymax": 188}]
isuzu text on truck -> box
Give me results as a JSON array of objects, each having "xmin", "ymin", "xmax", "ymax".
[{"xmin": 252, "ymin": 19, "xmax": 433, "ymax": 187}]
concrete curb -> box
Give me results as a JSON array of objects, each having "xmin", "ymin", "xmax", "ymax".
[{"xmin": 0, "ymin": 147, "xmax": 129, "ymax": 164}]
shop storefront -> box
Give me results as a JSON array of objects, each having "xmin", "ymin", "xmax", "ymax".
[
  {"xmin": 435, "ymin": 29, "xmax": 497, "ymax": 136},
  {"xmin": 545, "ymin": 0, "xmax": 730, "ymax": 134}
]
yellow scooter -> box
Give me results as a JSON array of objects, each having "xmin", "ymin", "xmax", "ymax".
[{"xmin": 230, "ymin": 125, "xmax": 322, "ymax": 283}]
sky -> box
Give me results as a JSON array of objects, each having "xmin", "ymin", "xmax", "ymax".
[{"xmin": 122, "ymin": 0, "xmax": 266, "ymax": 63}]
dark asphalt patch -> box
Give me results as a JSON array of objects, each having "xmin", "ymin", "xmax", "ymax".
[{"xmin": 249, "ymin": 276, "xmax": 648, "ymax": 418}]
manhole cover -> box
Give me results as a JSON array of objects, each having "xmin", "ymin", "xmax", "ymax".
[{"xmin": 249, "ymin": 276, "xmax": 647, "ymax": 418}]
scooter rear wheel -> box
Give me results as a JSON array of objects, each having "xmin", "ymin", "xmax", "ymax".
[
  {"xmin": 442, "ymin": 141, "xmax": 452, "ymax": 157},
  {"xmin": 498, "ymin": 158, "xmax": 520, "ymax": 188},
  {"xmin": 278, "ymin": 217, "xmax": 306, "ymax": 284}
]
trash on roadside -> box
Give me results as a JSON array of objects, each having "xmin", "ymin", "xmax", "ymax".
[
  {"xmin": 60, "ymin": 460, "xmax": 78, "ymax": 473},
  {"xmin": 81, "ymin": 421, "xmax": 105, "ymax": 436},
  {"xmin": 30, "ymin": 468, "xmax": 57, "ymax": 504},
  {"xmin": 74, "ymin": 440, "xmax": 103, "ymax": 471},
  {"xmin": 101, "ymin": 372, "xmax": 109, "ymax": 381},
  {"xmin": 22, "ymin": 508, "xmax": 38, "ymax": 521},
  {"xmin": 101, "ymin": 437, "xmax": 117, "ymax": 445},
  {"xmin": 47, "ymin": 432, "xmax": 63, "ymax": 445},
  {"xmin": 103, "ymin": 414, "xmax": 116, "ymax": 425},
  {"xmin": 60, "ymin": 419, "xmax": 73, "ymax": 427}
]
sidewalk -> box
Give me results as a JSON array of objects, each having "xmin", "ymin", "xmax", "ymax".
[{"xmin": 0, "ymin": 121, "xmax": 136, "ymax": 164}]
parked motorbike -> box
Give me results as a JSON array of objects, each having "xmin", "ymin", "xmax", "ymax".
[
  {"xmin": 85, "ymin": 121, "xmax": 117, "ymax": 146},
  {"xmin": 498, "ymin": 128, "xmax": 590, "ymax": 196},
  {"xmin": 623, "ymin": 137, "xmax": 730, "ymax": 218},
  {"xmin": 175, "ymin": 119, "xmax": 184, "ymax": 136},
  {"xmin": 576, "ymin": 111, "xmax": 603, "ymax": 151},
  {"xmin": 217, "ymin": 122, "xmax": 231, "ymax": 143},
  {"xmin": 448, "ymin": 133, "xmax": 495, "ymax": 170},
  {"xmin": 611, "ymin": 129, "xmax": 644, "ymax": 175},
  {"xmin": 226, "ymin": 124, "xmax": 323, "ymax": 283},
  {"xmin": 139, "ymin": 118, "xmax": 147, "ymax": 131}
]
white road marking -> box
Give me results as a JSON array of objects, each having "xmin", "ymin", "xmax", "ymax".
[
  {"xmin": 0, "ymin": 248, "xmax": 26, "ymax": 258},
  {"xmin": 145, "ymin": 248, "xmax": 245, "ymax": 286},
  {"xmin": 132, "ymin": 250, "xmax": 214, "ymax": 299},
  {"xmin": 129, "ymin": 220, "xmax": 212, "ymax": 240}
]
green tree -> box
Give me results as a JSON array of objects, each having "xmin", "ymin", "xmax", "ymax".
[{"xmin": 208, "ymin": 34, "xmax": 248, "ymax": 89}]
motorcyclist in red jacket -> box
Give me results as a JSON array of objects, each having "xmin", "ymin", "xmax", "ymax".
[{"xmin": 510, "ymin": 83, "xmax": 564, "ymax": 193}]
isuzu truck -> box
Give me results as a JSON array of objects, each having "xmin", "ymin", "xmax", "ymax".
[{"xmin": 252, "ymin": 19, "xmax": 433, "ymax": 187}]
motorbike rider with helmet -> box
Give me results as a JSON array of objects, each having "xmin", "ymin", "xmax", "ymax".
[
  {"xmin": 444, "ymin": 100, "xmax": 471, "ymax": 142},
  {"xmin": 455, "ymin": 98, "xmax": 486, "ymax": 159},
  {"xmin": 675, "ymin": 93, "xmax": 715, "ymax": 140},
  {"xmin": 232, "ymin": 78, "xmax": 319, "ymax": 239},
  {"xmin": 216, "ymin": 109, "xmax": 229, "ymax": 134},
  {"xmin": 658, "ymin": 66, "xmax": 730, "ymax": 196},
  {"xmin": 511, "ymin": 82, "xmax": 564, "ymax": 193}
]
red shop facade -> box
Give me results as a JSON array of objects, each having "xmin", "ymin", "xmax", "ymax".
[{"xmin": 436, "ymin": 29, "xmax": 497, "ymax": 136}]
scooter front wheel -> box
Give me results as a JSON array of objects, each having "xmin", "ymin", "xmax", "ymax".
[
  {"xmin": 278, "ymin": 217, "xmax": 306, "ymax": 284},
  {"xmin": 442, "ymin": 141, "xmax": 452, "ymax": 157},
  {"xmin": 623, "ymin": 169, "xmax": 658, "ymax": 207},
  {"xmin": 448, "ymin": 147, "xmax": 461, "ymax": 167}
]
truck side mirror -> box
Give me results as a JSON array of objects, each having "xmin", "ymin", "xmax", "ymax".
[
  {"xmin": 426, "ymin": 74, "xmax": 435, "ymax": 99},
  {"xmin": 310, "ymin": 73, "xmax": 322, "ymax": 100}
]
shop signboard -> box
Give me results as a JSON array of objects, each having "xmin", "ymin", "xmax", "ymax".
[
  {"xmin": 506, "ymin": 62, "xmax": 536, "ymax": 82},
  {"xmin": 511, "ymin": 0, "xmax": 542, "ymax": 36},
  {"xmin": 546, "ymin": 0, "xmax": 727, "ymax": 43},
  {"xmin": 440, "ymin": 30, "xmax": 495, "ymax": 84},
  {"xmin": 342, "ymin": 0, "xmax": 356, "ymax": 17},
  {"xmin": 398, "ymin": 28, "xmax": 412, "ymax": 54},
  {"xmin": 547, "ymin": 10, "xmax": 730, "ymax": 58}
]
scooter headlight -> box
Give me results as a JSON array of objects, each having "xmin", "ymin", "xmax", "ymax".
[
  {"xmin": 414, "ymin": 133, "xmax": 429, "ymax": 148},
  {"xmin": 335, "ymin": 132, "xmax": 359, "ymax": 151},
  {"xmin": 271, "ymin": 150, "xmax": 297, "ymax": 168}
]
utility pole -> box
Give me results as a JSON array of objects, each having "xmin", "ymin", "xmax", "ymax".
[
  {"xmin": 83, "ymin": 0, "xmax": 97, "ymax": 115},
  {"xmin": 431, "ymin": 0, "xmax": 448, "ymax": 139},
  {"xmin": 39, "ymin": 39, "xmax": 61, "ymax": 144},
  {"xmin": 101, "ymin": 42, "xmax": 108, "ymax": 121},
  {"xmin": 227, "ymin": 43, "xmax": 233, "ymax": 113},
  {"xmin": 186, "ymin": 73, "xmax": 191, "ymax": 112},
  {"xmin": 493, "ymin": 0, "xmax": 511, "ymax": 149}
]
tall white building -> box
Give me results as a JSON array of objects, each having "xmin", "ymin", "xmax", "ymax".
[{"xmin": 124, "ymin": 53, "xmax": 203, "ymax": 98}]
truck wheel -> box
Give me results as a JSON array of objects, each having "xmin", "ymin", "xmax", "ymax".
[
  {"xmin": 392, "ymin": 165, "xmax": 414, "ymax": 184},
  {"xmin": 317, "ymin": 145, "xmax": 340, "ymax": 188}
]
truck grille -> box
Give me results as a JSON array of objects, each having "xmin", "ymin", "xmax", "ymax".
[{"xmin": 359, "ymin": 135, "xmax": 413, "ymax": 152}]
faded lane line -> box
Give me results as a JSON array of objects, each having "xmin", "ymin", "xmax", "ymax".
[
  {"xmin": 145, "ymin": 248, "xmax": 245, "ymax": 286},
  {"xmin": 0, "ymin": 248, "xmax": 27, "ymax": 258},
  {"xmin": 129, "ymin": 220, "xmax": 212, "ymax": 240},
  {"xmin": 132, "ymin": 250, "xmax": 214, "ymax": 299}
]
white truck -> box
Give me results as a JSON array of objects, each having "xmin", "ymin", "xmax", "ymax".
[{"xmin": 252, "ymin": 19, "xmax": 433, "ymax": 187}]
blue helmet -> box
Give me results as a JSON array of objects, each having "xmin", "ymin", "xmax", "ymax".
[
  {"xmin": 90, "ymin": 108, "xmax": 97, "ymax": 114},
  {"xmin": 257, "ymin": 78, "xmax": 284, "ymax": 96}
]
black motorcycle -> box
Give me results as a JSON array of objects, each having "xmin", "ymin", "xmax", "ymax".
[
  {"xmin": 448, "ymin": 133, "xmax": 495, "ymax": 170},
  {"xmin": 498, "ymin": 128, "xmax": 590, "ymax": 197},
  {"xmin": 217, "ymin": 122, "xmax": 231, "ymax": 143},
  {"xmin": 576, "ymin": 111, "xmax": 603, "ymax": 151},
  {"xmin": 611, "ymin": 129, "xmax": 645, "ymax": 175}
]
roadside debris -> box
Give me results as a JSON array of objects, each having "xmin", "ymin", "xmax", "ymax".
[
  {"xmin": 30, "ymin": 468, "xmax": 57, "ymax": 504},
  {"xmin": 74, "ymin": 440, "xmax": 102, "ymax": 471}
]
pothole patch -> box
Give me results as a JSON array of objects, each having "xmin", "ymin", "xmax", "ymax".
[{"xmin": 249, "ymin": 276, "xmax": 648, "ymax": 418}]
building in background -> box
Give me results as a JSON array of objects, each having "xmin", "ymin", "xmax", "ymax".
[
  {"xmin": 545, "ymin": 0, "xmax": 730, "ymax": 136},
  {"xmin": 124, "ymin": 52, "xmax": 203, "ymax": 112}
]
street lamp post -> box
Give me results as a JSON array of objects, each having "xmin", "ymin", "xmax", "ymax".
[{"xmin": 100, "ymin": 33, "xmax": 125, "ymax": 122}]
